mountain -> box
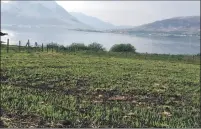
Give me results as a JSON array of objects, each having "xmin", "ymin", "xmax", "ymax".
[
  {"xmin": 1, "ymin": 1, "xmax": 92, "ymax": 31},
  {"xmin": 108, "ymin": 16, "xmax": 200, "ymax": 35},
  {"xmin": 69, "ymin": 12, "xmax": 132, "ymax": 30}
]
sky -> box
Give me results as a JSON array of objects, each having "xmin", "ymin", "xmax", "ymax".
[
  {"xmin": 2, "ymin": 1, "xmax": 200, "ymax": 26},
  {"xmin": 56, "ymin": 1, "xmax": 200, "ymax": 26}
]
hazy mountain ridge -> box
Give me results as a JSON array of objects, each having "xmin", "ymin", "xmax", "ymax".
[
  {"xmin": 68, "ymin": 12, "xmax": 133, "ymax": 30},
  {"xmin": 1, "ymin": 1, "xmax": 92, "ymax": 30},
  {"xmin": 108, "ymin": 16, "xmax": 200, "ymax": 35},
  {"xmin": 1, "ymin": 1, "xmax": 200, "ymax": 36}
]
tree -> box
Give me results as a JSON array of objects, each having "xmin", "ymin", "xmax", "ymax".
[
  {"xmin": 88, "ymin": 42, "xmax": 105, "ymax": 51},
  {"xmin": 110, "ymin": 43, "xmax": 136, "ymax": 53},
  {"xmin": 67, "ymin": 43, "xmax": 88, "ymax": 51},
  {"xmin": 47, "ymin": 42, "xmax": 58, "ymax": 47},
  {"xmin": 59, "ymin": 45, "xmax": 66, "ymax": 51}
]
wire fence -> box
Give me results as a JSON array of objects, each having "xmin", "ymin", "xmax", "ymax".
[
  {"xmin": 1, "ymin": 39, "xmax": 61, "ymax": 53},
  {"xmin": 1, "ymin": 38, "xmax": 200, "ymax": 63}
]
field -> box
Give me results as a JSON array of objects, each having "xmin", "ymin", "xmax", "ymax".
[{"xmin": 0, "ymin": 50, "xmax": 200, "ymax": 128}]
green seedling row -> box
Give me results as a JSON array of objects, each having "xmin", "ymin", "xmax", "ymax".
[{"xmin": 1, "ymin": 52, "xmax": 200, "ymax": 128}]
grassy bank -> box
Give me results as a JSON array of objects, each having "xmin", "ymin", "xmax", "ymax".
[
  {"xmin": 1, "ymin": 44, "xmax": 200, "ymax": 65},
  {"xmin": 1, "ymin": 50, "xmax": 200, "ymax": 128}
]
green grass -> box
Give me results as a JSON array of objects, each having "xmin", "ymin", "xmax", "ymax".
[
  {"xmin": 0, "ymin": 50, "xmax": 200, "ymax": 127},
  {"xmin": 1, "ymin": 44, "xmax": 200, "ymax": 65}
]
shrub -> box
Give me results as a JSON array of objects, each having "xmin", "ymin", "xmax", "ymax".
[
  {"xmin": 110, "ymin": 43, "xmax": 136, "ymax": 53},
  {"xmin": 88, "ymin": 42, "xmax": 105, "ymax": 51},
  {"xmin": 67, "ymin": 43, "xmax": 88, "ymax": 51},
  {"xmin": 47, "ymin": 42, "xmax": 59, "ymax": 48},
  {"xmin": 59, "ymin": 45, "xmax": 66, "ymax": 51}
]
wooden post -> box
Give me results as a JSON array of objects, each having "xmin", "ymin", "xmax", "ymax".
[
  {"xmin": 0, "ymin": 39, "xmax": 1, "ymax": 54},
  {"xmin": 35, "ymin": 42, "xmax": 37, "ymax": 52},
  {"xmin": 27, "ymin": 39, "xmax": 30, "ymax": 53},
  {"xmin": 57, "ymin": 45, "xmax": 59, "ymax": 52},
  {"xmin": 42, "ymin": 43, "xmax": 43, "ymax": 52},
  {"xmin": 7, "ymin": 39, "xmax": 9, "ymax": 53},
  {"xmin": 47, "ymin": 45, "xmax": 48, "ymax": 52},
  {"xmin": 52, "ymin": 44, "xmax": 53, "ymax": 53},
  {"xmin": 19, "ymin": 40, "xmax": 21, "ymax": 52},
  {"xmin": 145, "ymin": 52, "xmax": 147, "ymax": 59}
]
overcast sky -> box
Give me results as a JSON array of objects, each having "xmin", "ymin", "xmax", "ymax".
[
  {"xmin": 56, "ymin": 1, "xmax": 200, "ymax": 26},
  {"xmin": 2, "ymin": 1, "xmax": 200, "ymax": 26}
]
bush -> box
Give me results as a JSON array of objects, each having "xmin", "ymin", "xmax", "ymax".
[
  {"xmin": 88, "ymin": 42, "xmax": 105, "ymax": 51},
  {"xmin": 110, "ymin": 43, "xmax": 136, "ymax": 53},
  {"xmin": 59, "ymin": 45, "xmax": 66, "ymax": 51},
  {"xmin": 67, "ymin": 43, "xmax": 88, "ymax": 51},
  {"xmin": 47, "ymin": 42, "xmax": 59, "ymax": 48}
]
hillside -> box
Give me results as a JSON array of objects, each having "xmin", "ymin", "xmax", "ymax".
[
  {"xmin": 70, "ymin": 12, "xmax": 133, "ymax": 30},
  {"xmin": 1, "ymin": 1, "xmax": 92, "ymax": 31},
  {"xmin": 107, "ymin": 16, "xmax": 200, "ymax": 35}
]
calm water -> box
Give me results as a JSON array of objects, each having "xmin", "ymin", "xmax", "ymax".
[{"xmin": 1, "ymin": 29, "xmax": 200, "ymax": 55}]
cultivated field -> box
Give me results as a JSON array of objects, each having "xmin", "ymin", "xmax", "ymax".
[{"xmin": 1, "ymin": 51, "xmax": 200, "ymax": 128}]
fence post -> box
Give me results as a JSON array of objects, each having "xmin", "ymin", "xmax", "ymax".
[
  {"xmin": 47, "ymin": 45, "xmax": 48, "ymax": 52},
  {"xmin": 0, "ymin": 39, "xmax": 1, "ymax": 54},
  {"xmin": 27, "ymin": 39, "xmax": 30, "ymax": 53},
  {"xmin": 42, "ymin": 43, "xmax": 43, "ymax": 52},
  {"xmin": 7, "ymin": 39, "xmax": 9, "ymax": 53},
  {"xmin": 35, "ymin": 42, "xmax": 37, "ymax": 52},
  {"xmin": 57, "ymin": 45, "xmax": 59, "ymax": 52},
  {"xmin": 19, "ymin": 40, "xmax": 21, "ymax": 52},
  {"xmin": 52, "ymin": 44, "xmax": 53, "ymax": 53},
  {"xmin": 145, "ymin": 52, "xmax": 147, "ymax": 59}
]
